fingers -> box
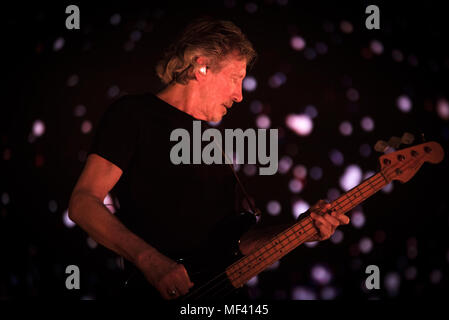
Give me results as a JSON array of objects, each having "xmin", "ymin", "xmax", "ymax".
[
  {"xmin": 310, "ymin": 212, "xmax": 328, "ymax": 226},
  {"xmin": 331, "ymin": 210, "xmax": 350, "ymax": 224},
  {"xmin": 311, "ymin": 201, "xmax": 350, "ymax": 226},
  {"xmin": 174, "ymin": 265, "xmax": 194, "ymax": 295},
  {"xmin": 310, "ymin": 213, "xmax": 333, "ymax": 240},
  {"xmin": 309, "ymin": 200, "xmax": 350, "ymax": 241},
  {"xmin": 157, "ymin": 264, "xmax": 194, "ymax": 300},
  {"xmin": 311, "ymin": 211, "xmax": 349, "ymax": 228},
  {"xmin": 161, "ymin": 288, "xmax": 175, "ymax": 300},
  {"xmin": 323, "ymin": 212, "xmax": 341, "ymax": 227}
]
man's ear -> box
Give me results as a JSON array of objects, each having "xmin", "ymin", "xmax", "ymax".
[{"xmin": 194, "ymin": 56, "xmax": 209, "ymax": 81}]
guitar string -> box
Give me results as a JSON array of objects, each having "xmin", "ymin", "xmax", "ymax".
[{"xmin": 183, "ymin": 151, "xmax": 426, "ymax": 300}]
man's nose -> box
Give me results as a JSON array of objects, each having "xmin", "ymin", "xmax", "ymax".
[{"xmin": 232, "ymin": 84, "xmax": 243, "ymax": 103}]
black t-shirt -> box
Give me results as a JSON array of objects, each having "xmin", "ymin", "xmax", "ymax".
[{"xmin": 89, "ymin": 93, "xmax": 238, "ymax": 259}]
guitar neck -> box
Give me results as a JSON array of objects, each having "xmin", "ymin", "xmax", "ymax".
[{"xmin": 225, "ymin": 172, "xmax": 389, "ymax": 288}]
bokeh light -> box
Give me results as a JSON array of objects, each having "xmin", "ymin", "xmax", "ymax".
[
  {"xmin": 286, "ymin": 114, "xmax": 313, "ymax": 136},
  {"xmin": 339, "ymin": 164, "xmax": 362, "ymax": 191},
  {"xmin": 340, "ymin": 20, "xmax": 353, "ymax": 34},
  {"xmin": 243, "ymin": 76, "xmax": 257, "ymax": 92},
  {"xmin": 436, "ymin": 98, "xmax": 449, "ymax": 120},
  {"xmin": 267, "ymin": 200, "xmax": 281, "ymax": 216},
  {"xmin": 74, "ymin": 105, "xmax": 87, "ymax": 117},
  {"xmin": 250, "ymin": 100, "xmax": 263, "ymax": 114},
  {"xmin": 62, "ymin": 209, "xmax": 76, "ymax": 228},
  {"xmin": 110, "ymin": 13, "xmax": 121, "ymax": 25},
  {"xmin": 32, "ymin": 120, "xmax": 45, "ymax": 137},
  {"xmin": 330, "ymin": 230, "xmax": 344, "ymax": 244},
  {"xmin": 351, "ymin": 210, "xmax": 366, "ymax": 229},
  {"xmin": 278, "ymin": 156, "xmax": 293, "ymax": 174},
  {"xmin": 384, "ymin": 272, "xmax": 401, "ymax": 297},
  {"xmin": 290, "ymin": 36, "xmax": 306, "ymax": 51},
  {"xmin": 339, "ymin": 121, "xmax": 353, "ymax": 136},
  {"xmin": 293, "ymin": 164, "xmax": 307, "ymax": 179},
  {"xmin": 309, "ymin": 166, "xmax": 323, "ymax": 180},
  {"xmin": 256, "ymin": 114, "xmax": 271, "ymax": 129},
  {"xmin": 268, "ymin": 72, "xmax": 287, "ymax": 88},
  {"xmin": 304, "ymin": 105, "xmax": 318, "ymax": 118},
  {"xmin": 397, "ymin": 95, "xmax": 412, "ymax": 113},
  {"xmin": 289, "ymin": 179, "xmax": 304, "ymax": 193},
  {"xmin": 329, "ymin": 149, "xmax": 344, "ymax": 166},
  {"xmin": 292, "ymin": 199, "xmax": 310, "ymax": 219},
  {"xmin": 370, "ymin": 40, "xmax": 384, "ymax": 55},
  {"xmin": 360, "ymin": 116, "xmax": 375, "ymax": 131},
  {"xmin": 346, "ymin": 88, "xmax": 360, "ymax": 102},
  {"xmin": 53, "ymin": 37, "xmax": 65, "ymax": 51},
  {"xmin": 292, "ymin": 286, "xmax": 316, "ymax": 300},
  {"xmin": 359, "ymin": 237, "xmax": 373, "ymax": 254},
  {"xmin": 311, "ymin": 264, "xmax": 332, "ymax": 285}
]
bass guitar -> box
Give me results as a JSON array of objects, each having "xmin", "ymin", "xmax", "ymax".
[{"xmin": 123, "ymin": 141, "xmax": 444, "ymax": 300}]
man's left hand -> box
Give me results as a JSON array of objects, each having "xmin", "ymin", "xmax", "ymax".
[{"xmin": 307, "ymin": 201, "xmax": 350, "ymax": 242}]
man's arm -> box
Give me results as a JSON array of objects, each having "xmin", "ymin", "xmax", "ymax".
[{"xmin": 68, "ymin": 153, "xmax": 193, "ymax": 299}]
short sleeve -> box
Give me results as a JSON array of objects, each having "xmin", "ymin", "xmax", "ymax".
[{"xmin": 89, "ymin": 96, "xmax": 141, "ymax": 171}]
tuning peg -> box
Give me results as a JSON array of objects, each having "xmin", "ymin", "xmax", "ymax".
[
  {"xmin": 374, "ymin": 140, "xmax": 389, "ymax": 153},
  {"xmin": 387, "ymin": 136, "xmax": 402, "ymax": 149},
  {"xmin": 401, "ymin": 132, "xmax": 414, "ymax": 145}
]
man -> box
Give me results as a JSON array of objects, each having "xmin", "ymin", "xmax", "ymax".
[{"xmin": 68, "ymin": 18, "xmax": 349, "ymax": 300}]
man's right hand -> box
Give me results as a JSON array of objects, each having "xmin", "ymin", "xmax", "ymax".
[{"xmin": 136, "ymin": 250, "xmax": 194, "ymax": 300}]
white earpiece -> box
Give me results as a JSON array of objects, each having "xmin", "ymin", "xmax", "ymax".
[{"xmin": 199, "ymin": 66, "xmax": 207, "ymax": 75}]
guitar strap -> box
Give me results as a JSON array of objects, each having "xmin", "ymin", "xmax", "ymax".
[
  {"xmin": 212, "ymin": 133, "xmax": 261, "ymax": 218},
  {"xmin": 226, "ymin": 158, "xmax": 261, "ymax": 218}
]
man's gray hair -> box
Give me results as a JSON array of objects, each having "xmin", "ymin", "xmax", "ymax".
[{"xmin": 156, "ymin": 17, "xmax": 257, "ymax": 85}]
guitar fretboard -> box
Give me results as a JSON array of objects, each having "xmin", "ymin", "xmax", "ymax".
[{"xmin": 225, "ymin": 172, "xmax": 389, "ymax": 288}]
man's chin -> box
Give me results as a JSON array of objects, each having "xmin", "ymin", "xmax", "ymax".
[{"xmin": 209, "ymin": 114, "xmax": 224, "ymax": 123}]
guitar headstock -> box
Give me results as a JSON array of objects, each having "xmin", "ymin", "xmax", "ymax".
[{"xmin": 379, "ymin": 141, "xmax": 444, "ymax": 183}]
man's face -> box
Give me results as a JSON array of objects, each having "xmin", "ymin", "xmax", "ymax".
[{"xmin": 198, "ymin": 54, "xmax": 247, "ymax": 122}]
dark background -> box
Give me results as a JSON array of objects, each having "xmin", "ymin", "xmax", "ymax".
[{"xmin": 1, "ymin": 0, "xmax": 448, "ymax": 300}]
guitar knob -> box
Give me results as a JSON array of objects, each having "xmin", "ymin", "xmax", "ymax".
[
  {"xmin": 387, "ymin": 136, "xmax": 401, "ymax": 148},
  {"xmin": 374, "ymin": 140, "xmax": 389, "ymax": 153},
  {"xmin": 401, "ymin": 132, "xmax": 414, "ymax": 145}
]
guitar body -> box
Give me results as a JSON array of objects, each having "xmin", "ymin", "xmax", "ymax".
[{"xmin": 120, "ymin": 212, "xmax": 257, "ymax": 300}]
